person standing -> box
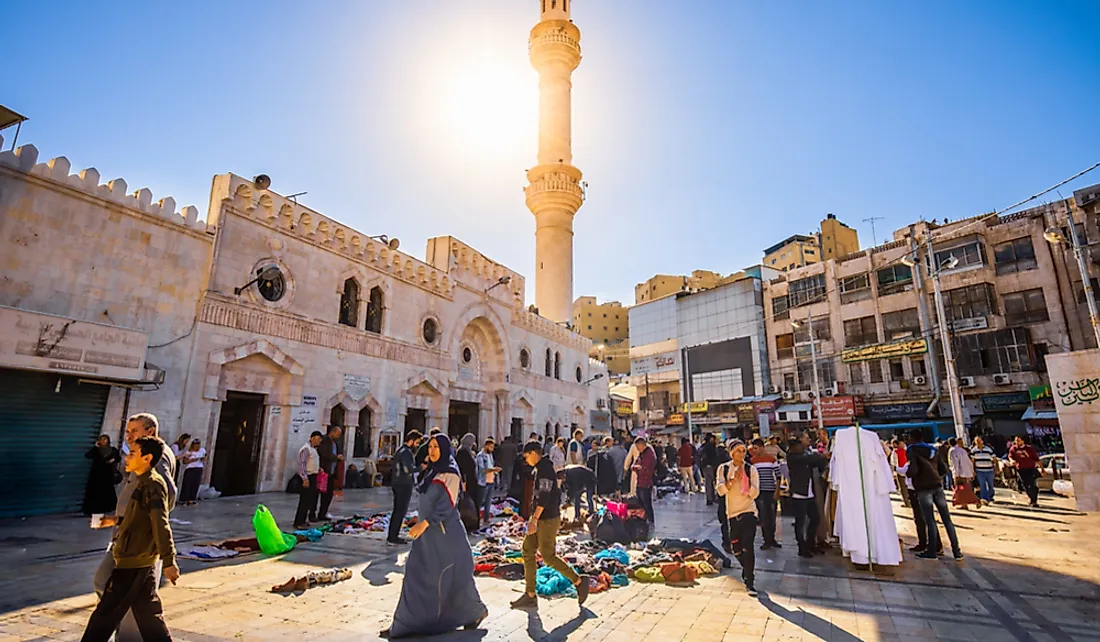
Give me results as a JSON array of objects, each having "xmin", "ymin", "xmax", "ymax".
[
  {"xmin": 168, "ymin": 433, "xmax": 191, "ymax": 487},
  {"xmin": 567, "ymin": 429, "xmax": 586, "ymax": 466},
  {"xmin": 92, "ymin": 413, "xmax": 176, "ymax": 642},
  {"xmin": 317, "ymin": 425, "xmax": 344, "ymax": 520},
  {"xmin": 607, "ymin": 438, "xmax": 628, "ymax": 494},
  {"xmin": 787, "ymin": 437, "xmax": 827, "ymax": 558},
  {"xmin": 496, "ymin": 436, "xmax": 517, "ymax": 494},
  {"xmin": 750, "ymin": 439, "xmax": 781, "ymax": 550},
  {"xmin": 550, "ymin": 437, "xmax": 567, "ymax": 471},
  {"xmin": 380, "ymin": 435, "xmax": 487, "ymax": 638},
  {"xmin": 385, "ymin": 431, "xmax": 420, "ymax": 545},
  {"xmin": 455, "ymin": 433, "xmax": 480, "ymax": 525},
  {"xmin": 934, "ymin": 439, "xmax": 953, "ymax": 491},
  {"xmin": 664, "ymin": 441, "xmax": 679, "ymax": 474},
  {"xmin": 82, "ymin": 435, "xmax": 180, "ymax": 642},
  {"xmin": 949, "ymin": 438, "xmax": 980, "ymax": 510},
  {"xmin": 475, "ymin": 439, "xmax": 500, "ymax": 527},
  {"xmin": 510, "ymin": 442, "xmax": 589, "ymax": 610},
  {"xmin": 677, "ymin": 437, "xmax": 698, "ymax": 493},
  {"xmin": 293, "ymin": 431, "xmax": 323, "ymax": 530},
  {"xmin": 632, "ymin": 437, "xmax": 657, "ymax": 526},
  {"xmin": 889, "ymin": 438, "xmax": 911, "ymax": 508},
  {"xmin": 178, "ymin": 439, "xmax": 206, "ymax": 506},
  {"xmin": 83, "ymin": 435, "xmax": 121, "ymax": 517},
  {"xmin": 717, "ymin": 439, "xmax": 760, "ymax": 597},
  {"xmin": 416, "ymin": 427, "xmax": 443, "ymax": 471},
  {"xmin": 1009, "ymin": 435, "xmax": 1044, "ymax": 508},
  {"xmin": 701, "ymin": 433, "xmax": 720, "ymax": 506},
  {"xmin": 970, "ymin": 436, "xmax": 997, "ymax": 505},
  {"xmin": 907, "ymin": 430, "xmax": 963, "ymax": 560}
]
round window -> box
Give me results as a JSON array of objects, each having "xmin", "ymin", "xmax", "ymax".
[
  {"xmin": 422, "ymin": 318, "xmax": 438, "ymax": 345},
  {"xmin": 462, "ymin": 347, "xmax": 473, "ymax": 363},
  {"xmin": 576, "ymin": 366, "xmax": 583, "ymax": 383},
  {"xmin": 520, "ymin": 349, "xmax": 530, "ymax": 369},
  {"xmin": 257, "ymin": 267, "xmax": 286, "ymax": 302}
]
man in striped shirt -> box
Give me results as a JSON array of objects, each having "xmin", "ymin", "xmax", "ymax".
[
  {"xmin": 970, "ymin": 436, "xmax": 997, "ymax": 505},
  {"xmin": 750, "ymin": 439, "xmax": 782, "ymax": 550}
]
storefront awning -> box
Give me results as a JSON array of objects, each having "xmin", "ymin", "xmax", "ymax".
[{"xmin": 1021, "ymin": 407, "xmax": 1058, "ymax": 421}]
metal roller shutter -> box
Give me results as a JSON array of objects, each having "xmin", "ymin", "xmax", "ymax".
[{"xmin": 0, "ymin": 369, "xmax": 111, "ymax": 518}]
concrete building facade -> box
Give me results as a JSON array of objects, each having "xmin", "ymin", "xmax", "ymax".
[
  {"xmin": 764, "ymin": 214, "xmax": 860, "ymax": 272},
  {"xmin": 634, "ymin": 270, "xmax": 726, "ymax": 305},
  {"xmin": 572, "ymin": 296, "xmax": 629, "ymax": 375}
]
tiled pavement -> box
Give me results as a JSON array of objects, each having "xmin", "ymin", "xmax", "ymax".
[{"xmin": 1, "ymin": 486, "xmax": 1097, "ymax": 641}]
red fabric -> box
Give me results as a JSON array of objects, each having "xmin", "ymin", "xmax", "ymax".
[
  {"xmin": 633, "ymin": 446, "xmax": 657, "ymax": 488},
  {"xmin": 474, "ymin": 563, "xmax": 497, "ymax": 575},
  {"xmin": 1009, "ymin": 444, "xmax": 1040, "ymax": 469},
  {"xmin": 895, "ymin": 447, "xmax": 908, "ymax": 467},
  {"xmin": 677, "ymin": 443, "xmax": 694, "ymax": 467},
  {"xmin": 952, "ymin": 482, "xmax": 981, "ymax": 507}
]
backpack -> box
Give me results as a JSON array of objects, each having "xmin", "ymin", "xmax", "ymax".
[{"xmin": 591, "ymin": 511, "xmax": 629, "ymax": 544}]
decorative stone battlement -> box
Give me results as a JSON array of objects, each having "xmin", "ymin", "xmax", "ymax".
[
  {"xmin": 426, "ymin": 236, "xmax": 525, "ymax": 306},
  {"xmin": 211, "ymin": 173, "xmax": 454, "ymax": 299},
  {"xmin": 529, "ymin": 20, "xmax": 582, "ymax": 70},
  {"xmin": 0, "ymin": 138, "xmax": 205, "ymax": 231},
  {"xmin": 513, "ymin": 307, "xmax": 590, "ymax": 352}
]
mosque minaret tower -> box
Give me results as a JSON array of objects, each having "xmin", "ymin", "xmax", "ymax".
[{"xmin": 525, "ymin": 0, "xmax": 584, "ymax": 324}]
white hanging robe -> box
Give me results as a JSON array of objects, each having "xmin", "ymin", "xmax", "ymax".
[{"xmin": 829, "ymin": 426, "xmax": 901, "ymax": 566}]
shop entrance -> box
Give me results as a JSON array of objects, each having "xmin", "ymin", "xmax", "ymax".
[
  {"xmin": 211, "ymin": 391, "xmax": 265, "ymax": 497},
  {"xmin": 510, "ymin": 418, "xmax": 524, "ymax": 443},
  {"xmin": 448, "ymin": 401, "xmax": 480, "ymax": 441},
  {"xmin": 404, "ymin": 408, "xmax": 427, "ymax": 438}
]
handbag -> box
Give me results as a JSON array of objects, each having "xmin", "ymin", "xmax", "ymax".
[{"xmin": 317, "ymin": 470, "xmax": 329, "ymax": 493}]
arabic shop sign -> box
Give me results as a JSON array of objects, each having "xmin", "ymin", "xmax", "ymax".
[
  {"xmin": 736, "ymin": 403, "xmax": 756, "ymax": 423},
  {"xmin": 864, "ymin": 402, "xmax": 928, "ymax": 420},
  {"xmin": 819, "ymin": 396, "xmax": 864, "ymax": 427},
  {"xmin": 631, "ymin": 351, "xmax": 679, "ymax": 376},
  {"xmin": 980, "ymin": 392, "xmax": 1031, "ymax": 413},
  {"xmin": 1055, "ymin": 378, "xmax": 1100, "ymax": 408},
  {"xmin": 841, "ymin": 338, "xmax": 928, "ymax": 363},
  {"xmin": 681, "ymin": 401, "xmax": 709, "ymax": 414},
  {"xmin": 1029, "ymin": 384, "xmax": 1055, "ymax": 411},
  {"xmin": 668, "ymin": 413, "xmax": 685, "ymax": 425}
]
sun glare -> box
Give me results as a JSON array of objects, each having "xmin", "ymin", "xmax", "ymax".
[{"xmin": 436, "ymin": 57, "xmax": 537, "ymax": 155}]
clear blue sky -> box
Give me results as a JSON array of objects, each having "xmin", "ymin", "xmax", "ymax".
[{"xmin": 8, "ymin": 0, "xmax": 1100, "ymax": 305}]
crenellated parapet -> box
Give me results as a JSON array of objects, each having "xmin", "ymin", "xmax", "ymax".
[
  {"xmin": 0, "ymin": 138, "xmax": 204, "ymax": 231},
  {"xmin": 211, "ymin": 173, "xmax": 454, "ymax": 299},
  {"xmin": 513, "ymin": 306, "xmax": 591, "ymax": 352},
  {"xmin": 426, "ymin": 236, "xmax": 525, "ymax": 306}
]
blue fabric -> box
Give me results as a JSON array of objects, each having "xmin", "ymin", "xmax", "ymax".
[
  {"xmin": 535, "ymin": 566, "xmax": 577, "ymax": 597},
  {"xmin": 976, "ymin": 469, "xmax": 995, "ymax": 502},
  {"xmin": 417, "ymin": 434, "xmax": 461, "ymax": 495},
  {"xmin": 292, "ymin": 528, "xmax": 324, "ymax": 542},
  {"xmin": 594, "ymin": 548, "xmax": 630, "ymax": 564},
  {"xmin": 611, "ymin": 574, "xmax": 629, "ymax": 587},
  {"xmin": 389, "ymin": 476, "xmax": 486, "ymax": 637}
]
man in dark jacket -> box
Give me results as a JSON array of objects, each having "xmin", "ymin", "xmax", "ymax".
[
  {"xmin": 701, "ymin": 433, "xmax": 720, "ymax": 505},
  {"xmin": 907, "ymin": 430, "xmax": 963, "ymax": 560},
  {"xmin": 387, "ymin": 431, "xmax": 420, "ymax": 546},
  {"xmin": 787, "ymin": 438, "xmax": 828, "ymax": 557},
  {"xmin": 496, "ymin": 436, "xmax": 517, "ymax": 494},
  {"xmin": 559, "ymin": 464, "xmax": 596, "ymax": 522},
  {"xmin": 317, "ymin": 426, "xmax": 343, "ymax": 520}
]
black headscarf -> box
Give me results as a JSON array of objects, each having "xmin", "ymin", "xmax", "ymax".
[{"xmin": 417, "ymin": 433, "xmax": 461, "ymax": 494}]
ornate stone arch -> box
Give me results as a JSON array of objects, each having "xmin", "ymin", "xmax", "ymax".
[
  {"xmin": 446, "ymin": 302, "xmax": 513, "ymax": 371},
  {"xmin": 360, "ymin": 274, "xmax": 394, "ymax": 334},
  {"xmin": 204, "ymin": 338, "xmax": 304, "ymax": 405},
  {"xmin": 321, "ymin": 389, "xmax": 384, "ymax": 458}
]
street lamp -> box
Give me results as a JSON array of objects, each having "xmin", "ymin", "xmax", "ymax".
[
  {"xmin": 1044, "ymin": 204, "xmax": 1100, "ymax": 347},
  {"xmin": 582, "ymin": 373, "xmax": 605, "ymax": 386},
  {"xmin": 790, "ymin": 314, "xmax": 825, "ymax": 434},
  {"xmin": 484, "ymin": 275, "xmax": 512, "ymax": 294},
  {"xmin": 902, "ymin": 250, "xmax": 967, "ymax": 445}
]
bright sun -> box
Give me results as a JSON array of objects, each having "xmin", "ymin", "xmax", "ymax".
[{"xmin": 436, "ymin": 57, "xmax": 537, "ymax": 155}]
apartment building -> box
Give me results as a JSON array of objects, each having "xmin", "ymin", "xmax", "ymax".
[
  {"xmin": 763, "ymin": 214, "xmax": 860, "ymax": 272},
  {"xmin": 572, "ymin": 296, "xmax": 630, "ymax": 375}
]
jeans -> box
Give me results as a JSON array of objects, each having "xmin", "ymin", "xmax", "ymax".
[
  {"xmin": 942, "ymin": 470, "xmax": 954, "ymax": 491},
  {"xmin": 1018, "ymin": 468, "xmax": 1040, "ymax": 505},
  {"xmin": 522, "ymin": 517, "xmax": 578, "ymax": 595},
  {"xmin": 83, "ymin": 566, "xmax": 171, "ymax": 642},
  {"xmin": 693, "ymin": 464, "xmax": 702, "ymax": 488},
  {"xmin": 718, "ymin": 501, "xmax": 730, "ymax": 551},
  {"xmin": 294, "ymin": 474, "xmax": 319, "ymax": 526},
  {"xmin": 728, "ymin": 512, "xmax": 757, "ymax": 588},
  {"xmin": 704, "ymin": 466, "xmax": 717, "ymax": 504},
  {"xmin": 388, "ymin": 483, "xmax": 413, "ymax": 542},
  {"xmin": 976, "ymin": 469, "xmax": 995, "ymax": 502},
  {"xmin": 916, "ymin": 487, "xmax": 961, "ymax": 555},
  {"xmin": 755, "ymin": 496, "xmax": 778, "ymax": 546},
  {"xmin": 637, "ymin": 486, "xmax": 655, "ymax": 524},
  {"xmin": 571, "ymin": 484, "xmax": 594, "ymax": 521},
  {"xmin": 480, "ymin": 484, "xmax": 494, "ymax": 524},
  {"xmin": 791, "ymin": 498, "xmax": 820, "ymax": 552},
  {"xmin": 93, "ymin": 550, "xmax": 164, "ymax": 642}
]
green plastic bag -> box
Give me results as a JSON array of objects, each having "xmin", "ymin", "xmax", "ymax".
[{"xmin": 253, "ymin": 504, "xmax": 296, "ymax": 555}]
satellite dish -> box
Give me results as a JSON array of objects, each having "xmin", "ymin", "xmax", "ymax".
[
  {"xmin": 388, "ymin": 238, "xmax": 400, "ymax": 251},
  {"xmin": 253, "ymin": 174, "xmax": 271, "ymax": 190}
]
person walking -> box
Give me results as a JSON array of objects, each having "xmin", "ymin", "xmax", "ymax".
[
  {"xmin": 380, "ymin": 435, "xmax": 487, "ymax": 638},
  {"xmin": 567, "ymin": 429, "xmax": 586, "ymax": 466},
  {"xmin": 83, "ymin": 435, "xmax": 121, "ymax": 517},
  {"xmin": 948, "ymin": 438, "xmax": 980, "ymax": 510},
  {"xmin": 677, "ymin": 437, "xmax": 698, "ymax": 493},
  {"xmin": 1009, "ymin": 435, "xmax": 1044, "ymax": 508},
  {"xmin": 293, "ymin": 431, "xmax": 324, "ymax": 530},
  {"xmin": 717, "ymin": 439, "xmax": 760, "ymax": 597},
  {"xmin": 787, "ymin": 436, "xmax": 827, "ymax": 558},
  {"xmin": 750, "ymin": 439, "xmax": 781, "ymax": 550},
  {"xmin": 970, "ymin": 436, "xmax": 997, "ymax": 504},
  {"xmin": 632, "ymin": 437, "xmax": 657, "ymax": 526},
  {"xmin": 386, "ymin": 431, "xmax": 420, "ymax": 545},
  {"xmin": 177, "ymin": 439, "xmax": 206, "ymax": 506},
  {"xmin": 496, "ymin": 436, "xmax": 517, "ymax": 494},
  {"xmin": 82, "ymin": 435, "xmax": 180, "ymax": 642},
  {"xmin": 317, "ymin": 425, "xmax": 344, "ymax": 520},
  {"xmin": 475, "ymin": 438, "xmax": 500, "ymax": 526},
  {"xmin": 510, "ymin": 442, "xmax": 589, "ymax": 610},
  {"xmin": 701, "ymin": 433, "xmax": 720, "ymax": 506},
  {"xmin": 906, "ymin": 430, "xmax": 963, "ymax": 560}
]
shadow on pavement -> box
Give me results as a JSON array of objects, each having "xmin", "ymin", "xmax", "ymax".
[
  {"xmin": 758, "ymin": 592, "xmax": 861, "ymax": 642},
  {"xmin": 526, "ymin": 608, "xmax": 594, "ymax": 641}
]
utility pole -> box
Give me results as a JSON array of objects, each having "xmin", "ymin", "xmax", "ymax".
[
  {"xmin": 925, "ymin": 235, "xmax": 969, "ymax": 446},
  {"xmin": 1065, "ymin": 202, "xmax": 1100, "ymax": 347},
  {"xmin": 682, "ymin": 347, "xmax": 694, "ymax": 445},
  {"xmin": 644, "ymin": 372, "xmax": 651, "ymax": 434},
  {"xmin": 909, "ymin": 225, "xmax": 943, "ymax": 413},
  {"xmin": 806, "ymin": 309, "xmax": 826, "ymax": 435},
  {"xmin": 863, "ymin": 216, "xmax": 886, "ymax": 246}
]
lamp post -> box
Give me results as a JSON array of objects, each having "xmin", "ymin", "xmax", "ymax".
[
  {"xmin": 1045, "ymin": 204, "xmax": 1100, "ymax": 348},
  {"xmin": 791, "ymin": 311, "xmax": 825, "ymax": 434}
]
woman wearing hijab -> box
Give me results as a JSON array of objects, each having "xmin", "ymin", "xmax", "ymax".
[
  {"xmin": 381, "ymin": 434, "xmax": 488, "ymax": 639},
  {"xmin": 82, "ymin": 434, "xmax": 121, "ymax": 516}
]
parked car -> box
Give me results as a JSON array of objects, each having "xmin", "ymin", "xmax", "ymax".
[{"xmin": 1037, "ymin": 454, "xmax": 1072, "ymax": 495}]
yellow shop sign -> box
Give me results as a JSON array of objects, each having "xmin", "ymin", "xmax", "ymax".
[
  {"xmin": 842, "ymin": 338, "xmax": 928, "ymax": 363},
  {"xmin": 681, "ymin": 401, "xmax": 709, "ymax": 414}
]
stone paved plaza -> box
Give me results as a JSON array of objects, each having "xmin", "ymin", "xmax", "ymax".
[{"xmin": 1, "ymin": 486, "xmax": 1097, "ymax": 641}]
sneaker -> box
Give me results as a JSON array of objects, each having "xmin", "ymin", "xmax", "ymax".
[
  {"xmin": 797, "ymin": 549, "xmax": 813, "ymax": 558},
  {"xmin": 760, "ymin": 543, "xmax": 772, "ymax": 551},
  {"xmin": 323, "ymin": 513, "xmax": 337, "ymax": 520},
  {"xmin": 916, "ymin": 552, "xmax": 939, "ymax": 560},
  {"xmin": 747, "ymin": 585, "xmax": 759, "ymax": 598},
  {"xmin": 510, "ymin": 593, "xmax": 538, "ymax": 610},
  {"xmin": 909, "ymin": 545, "xmax": 926, "ymax": 553},
  {"xmin": 386, "ymin": 538, "xmax": 408, "ymax": 547},
  {"xmin": 769, "ymin": 542, "xmax": 782, "ymax": 548},
  {"xmin": 576, "ymin": 576, "xmax": 590, "ymax": 606},
  {"xmin": 953, "ymin": 551, "xmax": 965, "ymax": 561}
]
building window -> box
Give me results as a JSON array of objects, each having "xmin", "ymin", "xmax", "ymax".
[
  {"xmin": 889, "ymin": 359, "xmax": 905, "ymax": 381},
  {"xmin": 843, "ymin": 316, "xmax": 878, "ymax": 347},
  {"xmin": 796, "ymin": 360, "xmax": 814, "ymax": 391},
  {"xmin": 934, "ymin": 240, "xmax": 986, "ymax": 271},
  {"xmin": 1003, "ymin": 288, "xmax": 1049, "ymax": 325},
  {"xmin": 954, "ymin": 327, "xmax": 1032, "ymax": 375},
  {"xmin": 849, "ymin": 363, "xmax": 864, "ymax": 385},
  {"xmin": 1074, "ymin": 278, "xmax": 1100, "ymax": 304},
  {"xmin": 882, "ymin": 308, "xmax": 920, "ymax": 340},
  {"xmin": 994, "ymin": 237, "xmax": 1038, "ymax": 275},
  {"xmin": 576, "ymin": 366, "xmax": 583, "ymax": 383},
  {"xmin": 911, "ymin": 357, "xmax": 926, "ymax": 377},
  {"xmin": 520, "ymin": 348, "xmax": 530, "ymax": 369},
  {"xmin": 587, "ymin": 325, "xmax": 592, "ymax": 330},
  {"xmin": 545, "ymin": 348, "xmax": 552, "ymax": 377},
  {"xmin": 876, "ymin": 265, "xmax": 913, "ymax": 296},
  {"xmin": 943, "ymin": 283, "xmax": 996, "ymax": 322},
  {"xmin": 793, "ymin": 317, "xmax": 831, "ymax": 342},
  {"xmin": 422, "ymin": 317, "xmax": 439, "ymax": 345},
  {"xmin": 775, "ymin": 333, "xmax": 794, "ymax": 359},
  {"xmin": 462, "ymin": 347, "xmax": 473, "ymax": 363},
  {"xmin": 353, "ymin": 407, "xmax": 372, "ymax": 458},
  {"xmin": 772, "ymin": 295, "xmax": 790, "ymax": 321},
  {"xmin": 868, "ymin": 360, "xmax": 884, "ymax": 383},
  {"xmin": 338, "ymin": 279, "xmax": 359, "ymax": 327},
  {"xmin": 818, "ymin": 361, "xmax": 837, "ymax": 389},
  {"xmin": 365, "ymin": 286, "xmax": 384, "ymax": 334},
  {"xmin": 603, "ymin": 313, "xmax": 607, "ymax": 318},
  {"xmin": 839, "ymin": 273, "xmax": 871, "ymax": 304},
  {"xmin": 554, "ymin": 352, "xmax": 561, "ymax": 380},
  {"xmin": 788, "ymin": 274, "xmax": 827, "ymax": 308},
  {"xmin": 783, "ymin": 373, "xmax": 796, "ymax": 391}
]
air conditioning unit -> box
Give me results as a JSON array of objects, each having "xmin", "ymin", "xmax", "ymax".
[
  {"xmin": 993, "ymin": 373, "xmax": 1011, "ymax": 385},
  {"xmin": 798, "ymin": 391, "xmax": 813, "ymax": 402},
  {"xmin": 781, "ymin": 390, "xmax": 795, "ymax": 400},
  {"xmin": 823, "ymin": 386, "xmax": 836, "ymax": 396},
  {"xmin": 767, "ymin": 385, "xmax": 780, "ymax": 395},
  {"xmin": 959, "ymin": 376, "xmax": 976, "ymax": 388},
  {"xmin": 913, "ymin": 375, "xmax": 928, "ymax": 386}
]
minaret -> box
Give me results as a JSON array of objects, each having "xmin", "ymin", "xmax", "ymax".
[{"xmin": 525, "ymin": 0, "xmax": 584, "ymax": 324}]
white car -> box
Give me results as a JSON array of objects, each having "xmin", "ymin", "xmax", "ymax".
[{"xmin": 1037, "ymin": 454, "xmax": 1073, "ymax": 496}]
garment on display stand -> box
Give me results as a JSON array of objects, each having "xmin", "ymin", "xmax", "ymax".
[{"xmin": 829, "ymin": 426, "xmax": 901, "ymax": 567}]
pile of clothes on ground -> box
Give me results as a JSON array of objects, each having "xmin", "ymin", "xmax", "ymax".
[
  {"xmin": 326, "ymin": 511, "xmax": 419, "ymax": 538},
  {"xmin": 271, "ymin": 567, "xmax": 354, "ymax": 593},
  {"xmin": 179, "ymin": 536, "xmax": 263, "ymax": 561},
  {"xmin": 487, "ymin": 497, "xmax": 521, "ymax": 519}
]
